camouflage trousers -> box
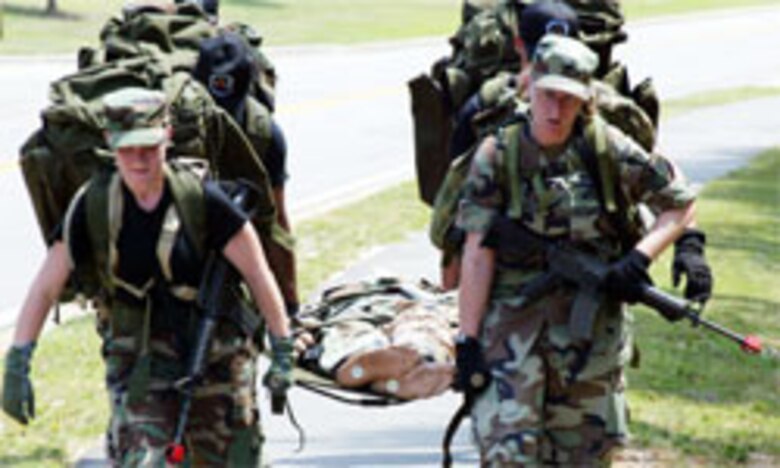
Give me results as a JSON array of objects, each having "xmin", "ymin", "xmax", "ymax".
[
  {"xmin": 471, "ymin": 288, "xmax": 632, "ymax": 467},
  {"xmin": 103, "ymin": 330, "xmax": 263, "ymax": 467}
]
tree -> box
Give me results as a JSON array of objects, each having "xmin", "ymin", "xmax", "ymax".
[{"xmin": 46, "ymin": 0, "xmax": 58, "ymax": 14}]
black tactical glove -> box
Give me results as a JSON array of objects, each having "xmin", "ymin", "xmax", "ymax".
[
  {"xmin": 454, "ymin": 335, "xmax": 491, "ymax": 403},
  {"xmin": 3, "ymin": 342, "xmax": 36, "ymax": 425},
  {"xmin": 263, "ymin": 336, "xmax": 294, "ymax": 414},
  {"xmin": 602, "ymin": 249, "xmax": 654, "ymax": 305},
  {"xmin": 672, "ymin": 228, "xmax": 713, "ymax": 304}
]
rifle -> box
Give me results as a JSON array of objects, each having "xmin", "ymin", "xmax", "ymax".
[
  {"xmin": 484, "ymin": 215, "xmax": 763, "ymax": 353},
  {"xmin": 165, "ymin": 184, "xmax": 283, "ymax": 464}
]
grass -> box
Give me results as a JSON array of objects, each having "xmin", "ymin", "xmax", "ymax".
[
  {"xmin": 1, "ymin": 0, "xmax": 778, "ymax": 54},
  {"xmin": 663, "ymin": 86, "xmax": 780, "ymax": 119},
  {"xmin": 622, "ymin": 0, "xmax": 780, "ymax": 18},
  {"xmin": 629, "ymin": 149, "xmax": 780, "ymax": 465}
]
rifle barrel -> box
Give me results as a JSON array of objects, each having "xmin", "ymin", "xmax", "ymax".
[{"xmin": 640, "ymin": 286, "xmax": 761, "ymax": 354}]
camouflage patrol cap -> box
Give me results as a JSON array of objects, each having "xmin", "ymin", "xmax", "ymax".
[
  {"xmin": 103, "ymin": 88, "xmax": 168, "ymax": 149},
  {"xmin": 532, "ymin": 34, "xmax": 598, "ymax": 100},
  {"xmin": 564, "ymin": 0, "xmax": 626, "ymax": 47}
]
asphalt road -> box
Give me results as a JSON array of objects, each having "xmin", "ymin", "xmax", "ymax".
[{"xmin": 2, "ymin": 6, "xmax": 780, "ymax": 325}]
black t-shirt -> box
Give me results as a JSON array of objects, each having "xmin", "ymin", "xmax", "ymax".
[{"xmin": 56, "ymin": 180, "xmax": 248, "ymax": 291}]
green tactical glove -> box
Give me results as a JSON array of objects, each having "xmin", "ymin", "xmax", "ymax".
[
  {"xmin": 3, "ymin": 342, "xmax": 37, "ymax": 425},
  {"xmin": 263, "ymin": 336, "xmax": 294, "ymax": 414}
]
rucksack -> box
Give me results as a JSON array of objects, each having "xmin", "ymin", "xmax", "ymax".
[
  {"xmin": 429, "ymin": 113, "xmax": 641, "ymax": 258},
  {"xmin": 410, "ymin": 4, "xmax": 520, "ymax": 206},
  {"xmin": 79, "ymin": 3, "xmax": 277, "ymax": 113},
  {"xmin": 19, "ymin": 54, "xmax": 280, "ymax": 257}
]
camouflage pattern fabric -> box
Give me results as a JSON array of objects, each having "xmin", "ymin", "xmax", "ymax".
[
  {"xmin": 458, "ymin": 119, "xmax": 694, "ymax": 278},
  {"xmin": 295, "ymin": 278, "xmax": 458, "ymax": 399},
  {"xmin": 103, "ymin": 315, "xmax": 263, "ymax": 467},
  {"xmin": 455, "ymin": 117, "xmax": 695, "ymax": 464},
  {"xmin": 563, "ymin": 0, "xmax": 626, "ymax": 47},
  {"xmin": 591, "ymin": 80, "xmax": 655, "ymax": 151},
  {"xmin": 472, "ymin": 288, "xmax": 631, "ymax": 465}
]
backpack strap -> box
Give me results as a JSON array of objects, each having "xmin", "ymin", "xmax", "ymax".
[
  {"xmin": 582, "ymin": 116, "xmax": 618, "ymax": 214},
  {"xmin": 164, "ymin": 162, "xmax": 206, "ymax": 260},
  {"xmin": 494, "ymin": 112, "xmax": 528, "ymax": 220},
  {"xmin": 84, "ymin": 169, "xmax": 119, "ymax": 295},
  {"xmin": 578, "ymin": 116, "xmax": 638, "ymax": 252}
]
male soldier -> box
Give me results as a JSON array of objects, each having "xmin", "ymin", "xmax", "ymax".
[
  {"xmin": 440, "ymin": 0, "xmax": 713, "ymax": 304},
  {"xmin": 455, "ymin": 34, "xmax": 696, "ymax": 465},
  {"xmin": 194, "ymin": 32, "xmax": 300, "ymax": 316},
  {"xmin": 3, "ymin": 88, "xmax": 293, "ymax": 466}
]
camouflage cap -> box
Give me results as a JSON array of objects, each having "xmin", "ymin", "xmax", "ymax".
[
  {"xmin": 531, "ymin": 34, "xmax": 598, "ymax": 100},
  {"xmin": 103, "ymin": 88, "xmax": 168, "ymax": 150},
  {"xmin": 563, "ymin": 0, "xmax": 626, "ymax": 47}
]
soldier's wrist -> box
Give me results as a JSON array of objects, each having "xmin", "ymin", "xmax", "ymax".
[
  {"xmin": 9, "ymin": 341, "xmax": 36, "ymax": 358},
  {"xmin": 6, "ymin": 342, "xmax": 36, "ymax": 373},
  {"xmin": 269, "ymin": 334, "xmax": 293, "ymax": 352},
  {"xmin": 675, "ymin": 228, "xmax": 706, "ymax": 253}
]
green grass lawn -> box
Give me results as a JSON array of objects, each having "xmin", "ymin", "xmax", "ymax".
[
  {"xmin": 630, "ymin": 149, "xmax": 780, "ymax": 465},
  {"xmin": 1, "ymin": 0, "xmax": 778, "ymax": 54}
]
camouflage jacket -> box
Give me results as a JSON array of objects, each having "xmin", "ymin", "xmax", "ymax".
[{"xmin": 456, "ymin": 117, "xmax": 695, "ymax": 296}]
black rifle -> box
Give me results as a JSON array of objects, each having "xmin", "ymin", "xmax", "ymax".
[
  {"xmin": 166, "ymin": 186, "xmax": 270, "ymax": 464},
  {"xmin": 484, "ymin": 215, "xmax": 763, "ymax": 352}
]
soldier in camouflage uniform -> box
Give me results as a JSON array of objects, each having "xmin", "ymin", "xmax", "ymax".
[
  {"xmin": 453, "ymin": 35, "xmax": 697, "ymax": 465},
  {"xmin": 2, "ymin": 88, "xmax": 293, "ymax": 466},
  {"xmin": 441, "ymin": 0, "xmax": 712, "ymax": 305}
]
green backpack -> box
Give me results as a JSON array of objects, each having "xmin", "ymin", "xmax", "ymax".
[
  {"xmin": 19, "ymin": 54, "xmax": 280, "ymax": 255},
  {"xmin": 429, "ymin": 113, "xmax": 639, "ymax": 260},
  {"xmin": 79, "ymin": 3, "xmax": 277, "ymax": 112}
]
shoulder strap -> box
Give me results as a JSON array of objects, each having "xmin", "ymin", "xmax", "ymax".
[
  {"xmin": 579, "ymin": 116, "xmax": 637, "ymax": 252},
  {"xmin": 495, "ymin": 113, "xmax": 527, "ymax": 219},
  {"xmin": 84, "ymin": 169, "xmax": 121, "ymax": 294},
  {"xmin": 581, "ymin": 116, "xmax": 618, "ymax": 214},
  {"xmin": 164, "ymin": 162, "xmax": 206, "ymax": 260}
]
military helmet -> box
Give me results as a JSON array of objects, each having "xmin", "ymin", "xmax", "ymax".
[{"xmin": 563, "ymin": 0, "xmax": 626, "ymax": 47}]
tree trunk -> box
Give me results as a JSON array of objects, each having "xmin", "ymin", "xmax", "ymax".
[{"xmin": 46, "ymin": 0, "xmax": 57, "ymax": 14}]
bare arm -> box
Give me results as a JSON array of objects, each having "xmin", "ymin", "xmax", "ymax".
[
  {"xmin": 223, "ymin": 221, "xmax": 290, "ymax": 338},
  {"xmin": 458, "ymin": 232, "xmax": 496, "ymax": 338},
  {"xmin": 13, "ymin": 242, "xmax": 72, "ymax": 345},
  {"xmin": 636, "ymin": 201, "xmax": 696, "ymax": 261}
]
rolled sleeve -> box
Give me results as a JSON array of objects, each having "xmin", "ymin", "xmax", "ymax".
[{"xmin": 609, "ymin": 126, "xmax": 696, "ymax": 213}]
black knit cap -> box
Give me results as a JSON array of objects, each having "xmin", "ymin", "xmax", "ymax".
[
  {"xmin": 520, "ymin": 0, "xmax": 580, "ymax": 58},
  {"xmin": 193, "ymin": 32, "xmax": 255, "ymax": 120}
]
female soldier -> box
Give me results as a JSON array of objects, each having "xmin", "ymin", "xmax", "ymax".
[
  {"xmin": 3, "ymin": 88, "xmax": 292, "ymax": 466},
  {"xmin": 454, "ymin": 35, "xmax": 696, "ymax": 465}
]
